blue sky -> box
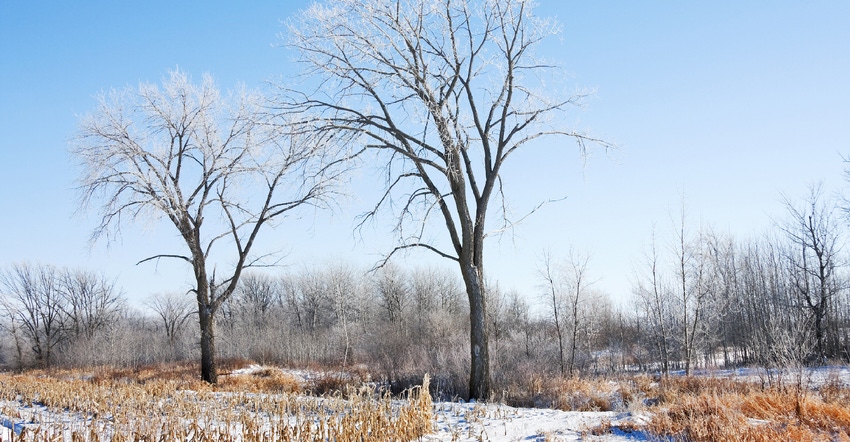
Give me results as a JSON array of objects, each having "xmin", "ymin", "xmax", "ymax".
[{"xmin": 1, "ymin": 1, "xmax": 849, "ymax": 308}]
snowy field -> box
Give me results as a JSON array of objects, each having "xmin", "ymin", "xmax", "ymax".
[
  {"xmin": 0, "ymin": 398, "xmax": 651, "ymax": 441},
  {"xmin": 1, "ymin": 365, "xmax": 848, "ymax": 441}
]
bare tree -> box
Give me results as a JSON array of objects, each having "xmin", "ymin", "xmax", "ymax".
[
  {"xmin": 672, "ymin": 203, "xmax": 711, "ymax": 375},
  {"xmin": 284, "ymin": 0, "xmax": 608, "ymax": 399},
  {"xmin": 781, "ymin": 184, "xmax": 841, "ymax": 361},
  {"xmin": 564, "ymin": 250, "xmax": 593, "ymax": 377},
  {"xmin": 0, "ymin": 263, "xmax": 65, "ymax": 368},
  {"xmin": 233, "ymin": 273, "xmax": 280, "ymax": 330},
  {"xmin": 0, "ymin": 301, "xmax": 27, "ymax": 369},
  {"xmin": 73, "ymin": 69, "xmax": 344, "ymax": 383},
  {"xmin": 146, "ymin": 292, "xmax": 194, "ymax": 345},
  {"xmin": 538, "ymin": 249, "xmax": 594, "ymax": 376},
  {"xmin": 59, "ymin": 268, "xmax": 123, "ymax": 341},
  {"xmin": 700, "ymin": 231, "xmax": 741, "ymax": 367},
  {"xmin": 634, "ymin": 227, "xmax": 672, "ymax": 375},
  {"xmin": 295, "ymin": 267, "xmax": 334, "ymax": 334},
  {"xmin": 374, "ymin": 263, "xmax": 409, "ymax": 324},
  {"xmin": 279, "ymin": 276, "xmax": 305, "ymax": 332},
  {"xmin": 538, "ymin": 251, "xmax": 567, "ymax": 376}
]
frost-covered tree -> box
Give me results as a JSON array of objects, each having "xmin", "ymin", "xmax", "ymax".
[
  {"xmin": 284, "ymin": 0, "xmax": 608, "ymax": 399},
  {"xmin": 73, "ymin": 69, "xmax": 344, "ymax": 383}
]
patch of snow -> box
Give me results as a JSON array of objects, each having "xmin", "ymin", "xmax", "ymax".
[
  {"xmin": 228, "ymin": 364, "xmax": 267, "ymax": 376},
  {"xmin": 423, "ymin": 401, "xmax": 651, "ymax": 441}
]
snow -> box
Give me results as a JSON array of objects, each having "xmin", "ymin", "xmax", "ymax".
[
  {"xmin": 424, "ymin": 401, "xmax": 651, "ymax": 441},
  {"xmin": 0, "ymin": 394, "xmax": 652, "ymax": 441},
  {"xmin": 8, "ymin": 365, "xmax": 847, "ymax": 440}
]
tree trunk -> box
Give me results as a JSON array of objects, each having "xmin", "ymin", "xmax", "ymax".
[
  {"xmin": 554, "ymin": 304, "xmax": 566, "ymax": 376},
  {"xmin": 199, "ymin": 302, "xmax": 217, "ymax": 384},
  {"xmin": 569, "ymin": 290, "xmax": 580, "ymax": 377},
  {"xmin": 462, "ymin": 262, "xmax": 490, "ymax": 400}
]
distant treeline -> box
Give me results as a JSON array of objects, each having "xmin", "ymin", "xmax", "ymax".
[{"xmin": 1, "ymin": 188, "xmax": 849, "ymax": 397}]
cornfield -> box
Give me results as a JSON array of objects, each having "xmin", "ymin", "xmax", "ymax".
[{"xmin": 0, "ymin": 369, "xmax": 433, "ymax": 441}]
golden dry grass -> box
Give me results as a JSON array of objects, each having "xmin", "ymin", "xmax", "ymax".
[
  {"xmin": 5, "ymin": 363, "xmax": 850, "ymax": 441},
  {"xmin": 500, "ymin": 373, "xmax": 644, "ymax": 412},
  {"xmin": 644, "ymin": 375, "xmax": 850, "ymax": 442},
  {"xmin": 0, "ymin": 364, "xmax": 433, "ymax": 441},
  {"xmin": 516, "ymin": 371, "xmax": 850, "ymax": 441}
]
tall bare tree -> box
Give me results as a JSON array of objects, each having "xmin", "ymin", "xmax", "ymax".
[
  {"xmin": 672, "ymin": 202, "xmax": 711, "ymax": 375},
  {"xmin": 59, "ymin": 268, "xmax": 123, "ymax": 341},
  {"xmin": 284, "ymin": 0, "xmax": 608, "ymax": 399},
  {"xmin": 781, "ymin": 185, "xmax": 841, "ymax": 361},
  {"xmin": 0, "ymin": 263, "xmax": 65, "ymax": 368},
  {"xmin": 538, "ymin": 251, "xmax": 567, "ymax": 376},
  {"xmin": 73, "ymin": 69, "xmax": 343, "ymax": 383},
  {"xmin": 564, "ymin": 249, "xmax": 593, "ymax": 377},
  {"xmin": 634, "ymin": 227, "xmax": 672, "ymax": 375}
]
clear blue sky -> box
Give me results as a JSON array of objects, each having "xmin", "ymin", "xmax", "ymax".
[{"xmin": 1, "ymin": 1, "xmax": 849, "ymax": 308}]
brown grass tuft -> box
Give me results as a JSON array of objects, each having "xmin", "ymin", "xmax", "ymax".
[
  {"xmin": 646, "ymin": 376, "xmax": 850, "ymax": 442},
  {"xmin": 219, "ymin": 367, "xmax": 303, "ymax": 393}
]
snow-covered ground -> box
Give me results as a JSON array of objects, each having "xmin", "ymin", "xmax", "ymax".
[
  {"xmin": 0, "ymin": 397, "xmax": 651, "ymax": 441},
  {"xmin": 424, "ymin": 401, "xmax": 650, "ymax": 441},
  {"xmin": 3, "ymin": 365, "xmax": 848, "ymax": 441}
]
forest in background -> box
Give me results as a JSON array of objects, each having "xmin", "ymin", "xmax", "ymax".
[{"xmin": 2, "ymin": 183, "xmax": 849, "ymax": 400}]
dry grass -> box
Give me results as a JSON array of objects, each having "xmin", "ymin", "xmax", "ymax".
[
  {"xmin": 0, "ymin": 363, "xmax": 433, "ymax": 441},
  {"xmin": 6, "ymin": 362, "xmax": 850, "ymax": 441},
  {"xmin": 547, "ymin": 376, "xmax": 633, "ymax": 412},
  {"xmin": 219, "ymin": 367, "xmax": 304, "ymax": 393},
  {"xmin": 501, "ymin": 373, "xmax": 643, "ymax": 412},
  {"xmin": 506, "ymin": 371, "xmax": 850, "ymax": 441},
  {"xmin": 645, "ymin": 375, "xmax": 850, "ymax": 442}
]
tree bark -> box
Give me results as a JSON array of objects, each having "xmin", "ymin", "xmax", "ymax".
[
  {"xmin": 192, "ymin": 241, "xmax": 219, "ymax": 384},
  {"xmin": 462, "ymin": 260, "xmax": 490, "ymax": 400},
  {"xmin": 198, "ymin": 301, "xmax": 217, "ymax": 384}
]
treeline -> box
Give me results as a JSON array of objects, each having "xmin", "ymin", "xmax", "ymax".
[
  {"xmin": 0, "ymin": 258, "xmax": 604, "ymax": 396},
  {"xmin": 2, "ymin": 189, "xmax": 850, "ymax": 397},
  {"xmin": 633, "ymin": 188, "xmax": 850, "ymax": 375}
]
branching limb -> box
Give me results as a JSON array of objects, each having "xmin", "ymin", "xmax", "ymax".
[
  {"xmin": 136, "ymin": 254, "xmax": 193, "ymax": 266},
  {"xmin": 370, "ymin": 242, "xmax": 460, "ymax": 273}
]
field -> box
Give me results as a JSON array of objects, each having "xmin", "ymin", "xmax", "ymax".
[{"xmin": 0, "ymin": 363, "xmax": 849, "ymax": 441}]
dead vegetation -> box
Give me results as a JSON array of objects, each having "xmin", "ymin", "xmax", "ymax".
[
  {"xmin": 2, "ymin": 362, "xmax": 850, "ymax": 441},
  {"xmin": 495, "ymin": 367, "xmax": 850, "ymax": 441},
  {"xmin": 0, "ymin": 362, "xmax": 433, "ymax": 441},
  {"xmin": 570, "ymin": 372, "xmax": 850, "ymax": 442},
  {"xmin": 644, "ymin": 376, "xmax": 850, "ymax": 441}
]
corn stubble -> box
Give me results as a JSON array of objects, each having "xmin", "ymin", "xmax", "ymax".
[{"xmin": 0, "ymin": 370, "xmax": 433, "ymax": 441}]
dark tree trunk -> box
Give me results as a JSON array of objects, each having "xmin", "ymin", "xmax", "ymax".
[
  {"xmin": 198, "ymin": 302, "xmax": 217, "ymax": 384},
  {"xmin": 192, "ymin": 249, "xmax": 219, "ymax": 385},
  {"xmin": 462, "ymin": 261, "xmax": 490, "ymax": 400},
  {"xmin": 814, "ymin": 304, "xmax": 825, "ymax": 361}
]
